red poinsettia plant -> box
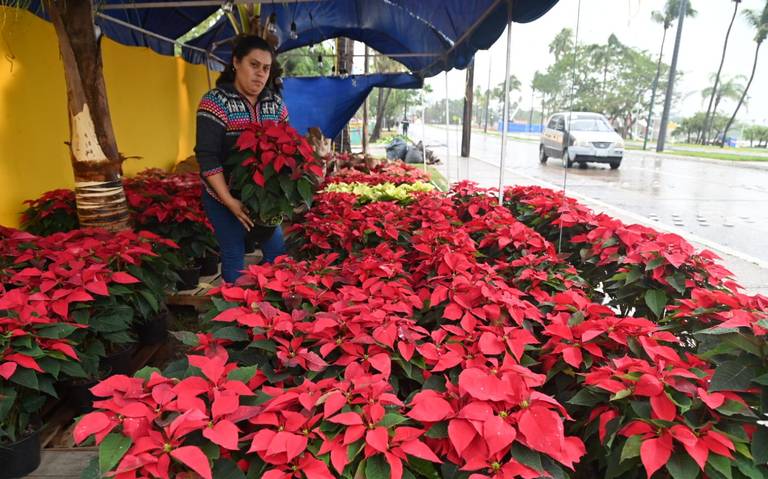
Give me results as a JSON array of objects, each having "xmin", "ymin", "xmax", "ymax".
[
  {"xmin": 20, "ymin": 188, "xmax": 79, "ymax": 236},
  {"xmin": 226, "ymin": 120, "xmax": 325, "ymax": 226},
  {"xmin": 0, "ymin": 287, "xmax": 84, "ymax": 444}
]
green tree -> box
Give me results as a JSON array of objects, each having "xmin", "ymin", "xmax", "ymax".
[
  {"xmin": 701, "ymin": 0, "xmax": 741, "ymax": 144},
  {"xmin": 722, "ymin": 1, "xmax": 768, "ymax": 145},
  {"xmin": 644, "ymin": 0, "xmax": 697, "ymax": 148},
  {"xmin": 535, "ymin": 29, "xmax": 672, "ymax": 138},
  {"xmin": 700, "ymin": 74, "xmax": 745, "ymax": 143},
  {"xmin": 281, "ymin": 44, "xmax": 334, "ymax": 77}
]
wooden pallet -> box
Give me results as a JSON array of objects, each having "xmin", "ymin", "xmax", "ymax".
[
  {"xmin": 27, "ymin": 448, "xmax": 98, "ymax": 479},
  {"xmin": 164, "ymin": 252, "xmax": 262, "ymax": 310}
]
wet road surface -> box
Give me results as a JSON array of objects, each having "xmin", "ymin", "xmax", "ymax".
[{"xmin": 419, "ymin": 125, "xmax": 768, "ymax": 265}]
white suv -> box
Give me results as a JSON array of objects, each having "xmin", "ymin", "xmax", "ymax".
[{"xmin": 539, "ymin": 112, "xmax": 625, "ymax": 169}]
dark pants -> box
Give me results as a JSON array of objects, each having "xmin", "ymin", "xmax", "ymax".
[{"xmin": 202, "ymin": 190, "xmax": 285, "ymax": 283}]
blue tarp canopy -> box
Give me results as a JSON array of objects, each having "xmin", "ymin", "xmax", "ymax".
[
  {"xmin": 284, "ymin": 73, "xmax": 422, "ymax": 139},
  {"xmin": 29, "ymin": 0, "xmax": 559, "ymax": 78},
  {"xmin": 27, "ymin": 0, "xmax": 558, "ymax": 138}
]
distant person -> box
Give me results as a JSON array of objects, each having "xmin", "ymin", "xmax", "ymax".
[{"xmin": 401, "ymin": 119, "xmax": 410, "ymax": 137}]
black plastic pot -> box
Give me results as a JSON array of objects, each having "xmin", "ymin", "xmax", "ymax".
[
  {"xmin": 135, "ymin": 311, "xmax": 169, "ymax": 345},
  {"xmin": 0, "ymin": 427, "xmax": 42, "ymax": 478},
  {"xmin": 176, "ymin": 265, "xmax": 201, "ymax": 290},
  {"xmin": 198, "ymin": 252, "xmax": 220, "ymax": 276},
  {"xmin": 59, "ymin": 378, "xmax": 99, "ymax": 415},
  {"xmin": 101, "ymin": 343, "xmax": 137, "ymax": 376}
]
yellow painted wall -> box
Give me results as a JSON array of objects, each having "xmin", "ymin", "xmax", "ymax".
[{"xmin": 0, "ymin": 7, "xmax": 212, "ymax": 227}]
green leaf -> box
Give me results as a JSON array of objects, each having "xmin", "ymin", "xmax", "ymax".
[
  {"xmin": 707, "ymin": 454, "xmax": 733, "ymax": 479},
  {"xmin": 365, "ymin": 455, "xmax": 390, "ymax": 479},
  {"xmin": 568, "ymin": 388, "xmax": 603, "ymax": 407},
  {"xmin": 10, "ymin": 368, "xmax": 38, "ymax": 390},
  {"xmin": 171, "ymin": 331, "xmax": 200, "ymax": 347},
  {"xmin": 752, "ymin": 373, "xmax": 768, "ymax": 386},
  {"xmin": 379, "ymin": 412, "xmax": 409, "ymax": 428},
  {"xmin": 620, "ymin": 435, "xmax": 642, "ymax": 463},
  {"xmin": 625, "ymin": 267, "xmax": 643, "ymax": 285},
  {"xmin": 644, "ymin": 289, "xmax": 667, "ymax": 318},
  {"xmin": 138, "ymin": 290, "xmax": 160, "ymax": 314},
  {"xmin": 37, "ymin": 323, "xmax": 79, "ymax": 339},
  {"xmin": 735, "ymin": 455, "xmax": 764, "ymax": 479},
  {"xmin": 645, "ymin": 256, "xmax": 665, "ymax": 271},
  {"xmin": 709, "ymin": 361, "xmax": 757, "ymax": 392},
  {"xmin": 407, "ymin": 457, "xmax": 439, "ymax": 478},
  {"xmin": 99, "ymin": 433, "xmax": 132, "ymax": 474},
  {"xmin": 610, "ymin": 389, "xmax": 632, "ymax": 401},
  {"xmin": 666, "ymin": 273, "xmax": 687, "ymax": 295},
  {"xmin": 297, "ymin": 179, "xmax": 313, "ymax": 206},
  {"xmin": 227, "ymin": 366, "xmax": 258, "ymax": 383},
  {"xmin": 213, "ymin": 326, "xmax": 249, "ymax": 342},
  {"xmin": 249, "ymin": 339, "xmax": 276, "ymax": 353},
  {"xmin": 751, "ymin": 426, "xmax": 768, "ymax": 465},
  {"xmin": 133, "ymin": 366, "xmax": 161, "ymax": 381},
  {"xmin": 212, "ymin": 459, "xmax": 247, "ymax": 479},
  {"xmin": 666, "ymin": 451, "xmax": 700, "ymax": 479},
  {"xmin": 425, "ymin": 422, "xmax": 448, "ymax": 439}
]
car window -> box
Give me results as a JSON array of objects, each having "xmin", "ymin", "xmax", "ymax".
[
  {"xmin": 568, "ymin": 117, "xmax": 614, "ymax": 132},
  {"xmin": 547, "ymin": 116, "xmax": 559, "ymax": 129}
]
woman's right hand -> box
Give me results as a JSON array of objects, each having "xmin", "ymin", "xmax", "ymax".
[{"xmin": 224, "ymin": 197, "xmax": 255, "ymax": 231}]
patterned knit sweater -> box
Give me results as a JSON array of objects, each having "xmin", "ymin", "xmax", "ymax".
[{"xmin": 194, "ymin": 82, "xmax": 289, "ymax": 199}]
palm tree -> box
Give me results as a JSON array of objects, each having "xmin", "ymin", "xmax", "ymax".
[
  {"xmin": 42, "ymin": 0, "xmax": 131, "ymax": 230},
  {"xmin": 700, "ymin": 75, "xmax": 746, "ymax": 143},
  {"xmin": 643, "ymin": 0, "xmax": 697, "ymax": 150},
  {"xmin": 721, "ymin": 2, "xmax": 768, "ymax": 146},
  {"xmin": 701, "ymin": 0, "xmax": 742, "ymax": 144}
]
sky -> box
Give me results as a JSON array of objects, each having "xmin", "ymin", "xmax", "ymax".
[{"xmin": 421, "ymin": 0, "xmax": 768, "ymax": 125}]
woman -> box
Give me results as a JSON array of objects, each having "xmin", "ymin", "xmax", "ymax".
[{"xmin": 195, "ymin": 35, "xmax": 288, "ymax": 283}]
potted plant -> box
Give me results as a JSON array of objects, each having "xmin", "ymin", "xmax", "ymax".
[
  {"xmin": 0, "ymin": 288, "xmax": 85, "ymax": 478},
  {"xmin": 20, "ymin": 188, "xmax": 79, "ymax": 236},
  {"xmin": 226, "ymin": 120, "xmax": 325, "ymax": 228}
]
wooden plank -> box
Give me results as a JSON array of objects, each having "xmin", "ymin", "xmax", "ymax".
[{"xmin": 27, "ymin": 449, "xmax": 97, "ymax": 478}]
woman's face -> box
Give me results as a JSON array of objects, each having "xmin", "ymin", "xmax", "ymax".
[{"xmin": 234, "ymin": 48, "xmax": 272, "ymax": 100}]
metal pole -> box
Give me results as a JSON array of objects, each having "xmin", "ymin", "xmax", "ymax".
[
  {"xmin": 422, "ymin": 90, "xmax": 427, "ymax": 173},
  {"xmin": 656, "ymin": 0, "xmax": 687, "ymax": 153},
  {"xmin": 484, "ymin": 54, "xmax": 492, "ymax": 133},
  {"xmin": 445, "ymin": 71, "xmax": 451, "ymax": 182},
  {"xmin": 362, "ymin": 46, "xmax": 369, "ymax": 154},
  {"xmin": 497, "ymin": 16, "xmax": 512, "ymax": 204}
]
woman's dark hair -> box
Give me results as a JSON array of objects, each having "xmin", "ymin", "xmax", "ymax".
[{"xmin": 217, "ymin": 34, "xmax": 283, "ymax": 95}]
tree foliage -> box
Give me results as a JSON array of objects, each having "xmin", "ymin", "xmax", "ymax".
[{"xmin": 532, "ymin": 29, "xmax": 675, "ymax": 139}]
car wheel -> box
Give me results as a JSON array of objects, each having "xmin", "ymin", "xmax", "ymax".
[
  {"xmin": 610, "ymin": 160, "xmax": 621, "ymax": 170},
  {"xmin": 539, "ymin": 144, "xmax": 548, "ymax": 164},
  {"xmin": 562, "ymin": 149, "xmax": 573, "ymax": 168},
  {"xmin": 578, "ymin": 162, "xmax": 588, "ymax": 169}
]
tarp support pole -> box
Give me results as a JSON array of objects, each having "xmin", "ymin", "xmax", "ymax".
[
  {"xmin": 205, "ymin": 52, "xmax": 212, "ymax": 90},
  {"xmin": 497, "ymin": 10, "xmax": 513, "ymax": 205},
  {"xmin": 94, "ymin": 12, "xmax": 227, "ymax": 66},
  {"xmin": 422, "ymin": 88, "xmax": 427, "ymax": 173},
  {"xmin": 363, "ymin": 46, "xmax": 369, "ymax": 154},
  {"xmin": 445, "ymin": 71, "xmax": 450, "ymax": 183}
]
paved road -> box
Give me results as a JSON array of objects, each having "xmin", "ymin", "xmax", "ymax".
[{"xmin": 418, "ymin": 124, "xmax": 768, "ymax": 266}]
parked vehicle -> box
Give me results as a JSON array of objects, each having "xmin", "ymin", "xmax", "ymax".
[{"xmin": 539, "ymin": 112, "xmax": 625, "ymax": 169}]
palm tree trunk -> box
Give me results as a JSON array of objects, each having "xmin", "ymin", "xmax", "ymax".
[
  {"xmin": 702, "ymin": 1, "xmax": 739, "ymax": 145},
  {"xmin": 642, "ymin": 26, "xmax": 668, "ymax": 150},
  {"xmin": 721, "ymin": 41, "xmax": 761, "ymax": 147},
  {"xmin": 46, "ymin": 0, "xmax": 130, "ymax": 231}
]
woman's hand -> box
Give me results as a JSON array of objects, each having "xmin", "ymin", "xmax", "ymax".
[{"xmin": 224, "ymin": 197, "xmax": 255, "ymax": 231}]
